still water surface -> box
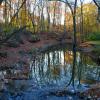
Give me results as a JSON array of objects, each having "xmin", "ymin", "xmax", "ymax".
[{"xmin": 0, "ymin": 45, "xmax": 100, "ymax": 100}]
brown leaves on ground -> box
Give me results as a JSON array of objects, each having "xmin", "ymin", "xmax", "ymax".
[
  {"xmin": 80, "ymin": 83, "xmax": 100, "ymax": 99},
  {"xmin": 0, "ymin": 33, "xmax": 64, "ymax": 66}
]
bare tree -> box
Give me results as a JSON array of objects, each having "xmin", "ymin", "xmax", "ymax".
[
  {"xmin": 46, "ymin": 0, "xmax": 51, "ymax": 32},
  {"xmin": 80, "ymin": 0, "xmax": 84, "ymax": 42},
  {"xmin": 93, "ymin": 0, "xmax": 100, "ymax": 22}
]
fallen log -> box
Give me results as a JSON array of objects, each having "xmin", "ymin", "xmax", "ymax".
[{"xmin": 0, "ymin": 26, "xmax": 27, "ymax": 45}]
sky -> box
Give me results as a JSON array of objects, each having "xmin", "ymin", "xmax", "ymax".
[{"xmin": 83, "ymin": 0, "xmax": 92, "ymax": 4}]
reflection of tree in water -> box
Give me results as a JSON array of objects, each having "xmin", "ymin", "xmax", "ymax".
[
  {"xmin": 0, "ymin": 48, "xmax": 99, "ymax": 99},
  {"xmin": 81, "ymin": 54, "xmax": 100, "ymax": 83},
  {"xmin": 66, "ymin": 50, "xmax": 100, "ymax": 89},
  {"xmin": 93, "ymin": 0, "xmax": 100, "ymax": 22},
  {"xmin": 65, "ymin": 51, "xmax": 73, "ymax": 64},
  {"xmin": 65, "ymin": 49, "xmax": 76, "ymax": 89},
  {"xmin": 30, "ymin": 48, "xmax": 100, "ymax": 88},
  {"xmin": 0, "ymin": 48, "xmax": 99, "ymax": 91}
]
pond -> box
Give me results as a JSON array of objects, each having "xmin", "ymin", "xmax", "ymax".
[{"xmin": 0, "ymin": 44, "xmax": 100, "ymax": 100}]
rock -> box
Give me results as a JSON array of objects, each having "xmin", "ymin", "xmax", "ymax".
[
  {"xmin": 7, "ymin": 40, "xmax": 20, "ymax": 48},
  {"xmin": 29, "ymin": 35, "xmax": 40, "ymax": 43},
  {"xmin": 0, "ymin": 51, "xmax": 7, "ymax": 58},
  {"xmin": 14, "ymin": 34, "xmax": 24, "ymax": 44}
]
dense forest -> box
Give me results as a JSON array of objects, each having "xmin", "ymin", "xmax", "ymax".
[
  {"xmin": 0, "ymin": 0, "xmax": 100, "ymax": 40},
  {"xmin": 0, "ymin": 0, "xmax": 100, "ymax": 100}
]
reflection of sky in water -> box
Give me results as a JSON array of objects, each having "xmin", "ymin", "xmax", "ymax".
[
  {"xmin": 0, "ymin": 49, "xmax": 100, "ymax": 100},
  {"xmin": 0, "ymin": 49, "xmax": 99, "ymax": 89},
  {"xmin": 31, "ymin": 50, "xmax": 100, "ymax": 88}
]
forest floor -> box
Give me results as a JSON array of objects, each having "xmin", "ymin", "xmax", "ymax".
[
  {"xmin": 0, "ymin": 32, "xmax": 73, "ymax": 66},
  {"xmin": 0, "ymin": 32, "xmax": 100, "ymax": 99}
]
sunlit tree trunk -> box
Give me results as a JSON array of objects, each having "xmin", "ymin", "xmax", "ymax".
[
  {"xmin": 64, "ymin": 4, "xmax": 67, "ymax": 34},
  {"xmin": 46, "ymin": 0, "xmax": 50, "ymax": 32},
  {"xmin": 4, "ymin": 0, "xmax": 8, "ymax": 25},
  {"xmin": 20, "ymin": 0, "xmax": 27, "ymax": 27},
  {"xmin": 41, "ymin": 6, "xmax": 45, "ymax": 32},
  {"xmin": 53, "ymin": 2, "xmax": 56, "ymax": 31},
  {"xmin": 80, "ymin": 0, "xmax": 84, "ymax": 42},
  {"xmin": 93, "ymin": 0, "xmax": 100, "ymax": 22}
]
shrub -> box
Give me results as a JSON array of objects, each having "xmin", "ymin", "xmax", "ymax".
[
  {"xmin": 29, "ymin": 34, "xmax": 40, "ymax": 43},
  {"xmin": 28, "ymin": 48, "xmax": 38, "ymax": 54},
  {"xmin": 86, "ymin": 32, "xmax": 100, "ymax": 41}
]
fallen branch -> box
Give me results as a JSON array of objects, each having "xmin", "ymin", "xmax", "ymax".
[{"xmin": 0, "ymin": 26, "xmax": 27, "ymax": 45}]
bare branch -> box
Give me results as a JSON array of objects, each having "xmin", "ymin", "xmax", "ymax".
[{"xmin": 9, "ymin": 0, "xmax": 26, "ymax": 25}]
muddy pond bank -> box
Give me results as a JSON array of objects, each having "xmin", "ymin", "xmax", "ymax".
[
  {"xmin": 0, "ymin": 31, "xmax": 100, "ymax": 100},
  {"xmin": 0, "ymin": 41, "xmax": 100, "ymax": 100}
]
